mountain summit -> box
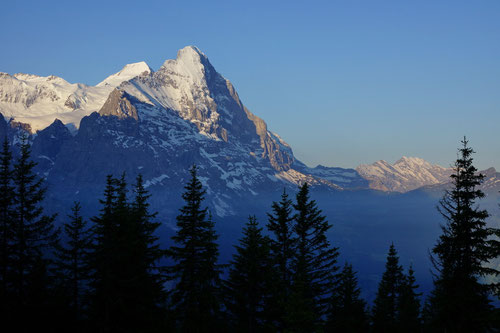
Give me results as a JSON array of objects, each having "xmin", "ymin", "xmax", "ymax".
[
  {"xmin": 97, "ymin": 61, "xmax": 152, "ymax": 88},
  {"xmin": 356, "ymin": 157, "xmax": 452, "ymax": 192}
]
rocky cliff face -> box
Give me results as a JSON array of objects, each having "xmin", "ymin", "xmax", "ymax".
[
  {"xmin": 31, "ymin": 119, "xmax": 73, "ymax": 175},
  {"xmin": 115, "ymin": 46, "xmax": 295, "ymax": 172},
  {"xmin": 99, "ymin": 89, "xmax": 139, "ymax": 120}
]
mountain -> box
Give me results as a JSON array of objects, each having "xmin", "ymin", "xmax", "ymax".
[
  {"xmin": 413, "ymin": 166, "xmax": 500, "ymax": 197},
  {"xmin": 481, "ymin": 167, "xmax": 500, "ymax": 193},
  {"xmin": 293, "ymin": 161, "xmax": 368, "ymax": 189},
  {"xmin": 0, "ymin": 61, "xmax": 152, "ymax": 132},
  {"xmin": 0, "ymin": 46, "xmax": 497, "ymax": 214},
  {"xmin": 356, "ymin": 156, "xmax": 453, "ymax": 192},
  {"xmin": 96, "ymin": 61, "xmax": 152, "ymax": 88},
  {"xmin": 0, "ymin": 46, "xmax": 349, "ymax": 218},
  {"xmin": 1, "ymin": 46, "xmax": 498, "ymax": 300}
]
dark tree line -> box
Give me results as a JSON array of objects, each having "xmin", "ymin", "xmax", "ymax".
[
  {"xmin": 0, "ymin": 136, "xmax": 58, "ymax": 331},
  {"xmin": 224, "ymin": 183, "xmax": 343, "ymax": 332},
  {"xmin": 166, "ymin": 167, "xmax": 224, "ymax": 331},
  {"xmin": 371, "ymin": 243, "xmax": 421, "ymax": 333},
  {"xmin": 87, "ymin": 173, "xmax": 167, "ymax": 332},
  {"xmin": 0, "ymin": 135, "xmax": 499, "ymax": 332},
  {"xmin": 425, "ymin": 138, "xmax": 500, "ymax": 332}
]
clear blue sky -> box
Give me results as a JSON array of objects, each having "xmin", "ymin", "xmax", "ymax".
[{"xmin": 1, "ymin": 0, "xmax": 499, "ymax": 170}]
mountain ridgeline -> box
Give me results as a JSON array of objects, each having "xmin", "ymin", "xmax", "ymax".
[
  {"xmin": 1, "ymin": 46, "xmax": 362, "ymax": 218},
  {"xmin": 1, "ymin": 46, "xmax": 500, "ymax": 308},
  {"xmin": 1, "ymin": 46, "xmax": 498, "ymax": 219}
]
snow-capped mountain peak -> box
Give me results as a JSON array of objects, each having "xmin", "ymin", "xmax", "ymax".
[
  {"xmin": 0, "ymin": 71, "xmax": 112, "ymax": 132},
  {"xmin": 159, "ymin": 45, "xmax": 211, "ymax": 85},
  {"xmin": 356, "ymin": 157, "xmax": 452, "ymax": 192},
  {"xmin": 395, "ymin": 156, "xmax": 432, "ymax": 168},
  {"xmin": 0, "ymin": 60, "xmax": 155, "ymax": 132},
  {"xmin": 97, "ymin": 61, "xmax": 152, "ymax": 88},
  {"xmin": 98, "ymin": 46, "xmax": 297, "ymax": 173},
  {"xmin": 12, "ymin": 73, "xmax": 70, "ymax": 85}
]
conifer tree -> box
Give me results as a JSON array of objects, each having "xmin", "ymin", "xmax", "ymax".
[
  {"xmin": 287, "ymin": 183, "xmax": 339, "ymax": 331},
  {"xmin": 129, "ymin": 174, "xmax": 165, "ymax": 296},
  {"xmin": 0, "ymin": 137, "xmax": 13, "ymax": 322},
  {"xmin": 266, "ymin": 189, "xmax": 295, "ymax": 330},
  {"xmin": 396, "ymin": 265, "xmax": 421, "ymax": 332},
  {"xmin": 372, "ymin": 243, "xmax": 403, "ymax": 333},
  {"xmin": 89, "ymin": 174, "xmax": 166, "ymax": 332},
  {"xmin": 89, "ymin": 175, "xmax": 119, "ymax": 332},
  {"xmin": 53, "ymin": 201, "xmax": 92, "ymax": 331},
  {"xmin": 0, "ymin": 137, "xmax": 13, "ymax": 298},
  {"xmin": 326, "ymin": 262, "xmax": 369, "ymax": 333},
  {"xmin": 9, "ymin": 135, "xmax": 58, "ymax": 329},
  {"xmin": 225, "ymin": 216, "xmax": 273, "ymax": 332},
  {"xmin": 122, "ymin": 174, "xmax": 166, "ymax": 331},
  {"xmin": 167, "ymin": 165, "xmax": 223, "ymax": 332},
  {"xmin": 427, "ymin": 137, "xmax": 499, "ymax": 332}
]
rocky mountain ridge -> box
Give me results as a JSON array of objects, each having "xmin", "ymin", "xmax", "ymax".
[{"xmin": 356, "ymin": 156, "xmax": 453, "ymax": 192}]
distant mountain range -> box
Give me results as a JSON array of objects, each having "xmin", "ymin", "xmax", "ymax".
[
  {"xmin": 356, "ymin": 157, "xmax": 452, "ymax": 192},
  {"xmin": 0, "ymin": 46, "xmax": 498, "ymax": 218}
]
